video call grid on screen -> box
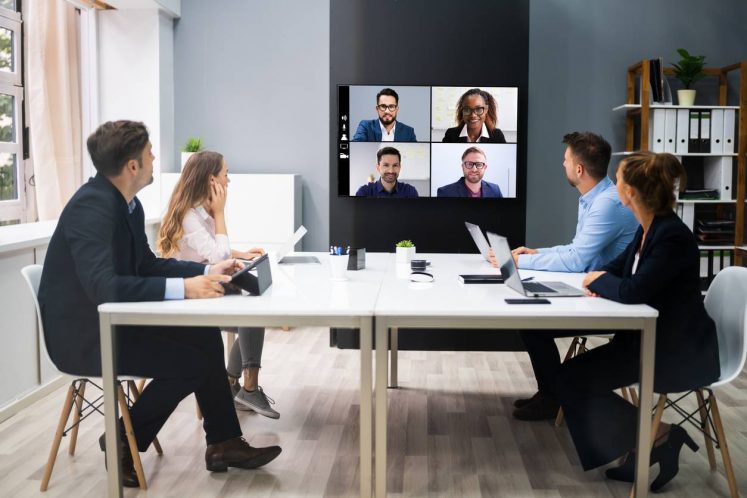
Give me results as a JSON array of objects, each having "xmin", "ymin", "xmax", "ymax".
[{"xmin": 337, "ymin": 85, "xmax": 518, "ymax": 198}]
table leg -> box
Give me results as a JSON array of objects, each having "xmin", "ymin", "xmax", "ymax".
[
  {"xmin": 389, "ymin": 327, "xmax": 398, "ymax": 388},
  {"xmin": 633, "ymin": 319, "xmax": 656, "ymax": 497},
  {"xmin": 375, "ymin": 319, "xmax": 388, "ymax": 497},
  {"xmin": 100, "ymin": 313, "xmax": 123, "ymax": 498},
  {"xmin": 360, "ymin": 318, "xmax": 373, "ymax": 498}
]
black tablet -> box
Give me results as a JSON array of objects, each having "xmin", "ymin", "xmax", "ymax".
[{"xmin": 230, "ymin": 253, "xmax": 269, "ymax": 280}]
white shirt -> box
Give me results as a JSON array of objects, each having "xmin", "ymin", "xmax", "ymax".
[
  {"xmin": 173, "ymin": 206, "xmax": 231, "ymax": 264},
  {"xmin": 379, "ymin": 121, "xmax": 397, "ymax": 142},
  {"xmin": 458, "ymin": 123, "xmax": 490, "ymax": 142}
]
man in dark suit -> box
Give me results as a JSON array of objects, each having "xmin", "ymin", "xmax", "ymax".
[
  {"xmin": 436, "ymin": 146, "xmax": 503, "ymax": 198},
  {"xmin": 352, "ymin": 88, "xmax": 417, "ymax": 142},
  {"xmin": 38, "ymin": 121, "xmax": 281, "ymax": 487}
]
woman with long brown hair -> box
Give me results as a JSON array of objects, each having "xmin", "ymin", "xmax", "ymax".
[{"xmin": 158, "ymin": 151, "xmax": 279, "ymax": 419}]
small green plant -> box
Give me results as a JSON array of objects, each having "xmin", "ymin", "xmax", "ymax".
[
  {"xmin": 672, "ymin": 48, "xmax": 706, "ymax": 89},
  {"xmin": 182, "ymin": 137, "xmax": 203, "ymax": 153},
  {"xmin": 396, "ymin": 240, "xmax": 414, "ymax": 248}
]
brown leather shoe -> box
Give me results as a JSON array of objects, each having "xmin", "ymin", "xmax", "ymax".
[
  {"xmin": 205, "ymin": 437, "xmax": 282, "ymax": 472},
  {"xmin": 98, "ymin": 434, "xmax": 140, "ymax": 488}
]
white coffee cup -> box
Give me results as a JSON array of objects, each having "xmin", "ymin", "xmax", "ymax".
[{"xmin": 329, "ymin": 254, "xmax": 349, "ymax": 281}]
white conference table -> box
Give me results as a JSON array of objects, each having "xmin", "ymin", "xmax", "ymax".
[
  {"xmin": 373, "ymin": 254, "xmax": 658, "ymax": 498},
  {"xmin": 98, "ymin": 252, "xmax": 390, "ymax": 498}
]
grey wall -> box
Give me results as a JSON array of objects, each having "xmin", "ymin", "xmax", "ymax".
[
  {"xmin": 527, "ymin": 0, "xmax": 747, "ymax": 247},
  {"xmin": 173, "ymin": 0, "xmax": 746, "ymax": 250},
  {"xmin": 173, "ymin": 0, "xmax": 329, "ymax": 251}
]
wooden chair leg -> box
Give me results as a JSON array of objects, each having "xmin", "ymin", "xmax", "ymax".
[
  {"xmin": 136, "ymin": 378, "xmax": 146, "ymax": 393},
  {"xmin": 621, "ymin": 386, "xmax": 630, "ymax": 403},
  {"xmin": 118, "ymin": 385, "xmax": 148, "ymax": 490},
  {"xmin": 40, "ymin": 382, "xmax": 77, "ymax": 491},
  {"xmin": 696, "ymin": 389, "xmax": 717, "ymax": 472},
  {"xmin": 127, "ymin": 380, "xmax": 163, "ymax": 455},
  {"xmin": 709, "ymin": 393, "xmax": 739, "ymax": 498},
  {"xmin": 224, "ymin": 330, "xmax": 236, "ymax": 364},
  {"xmin": 629, "ymin": 386, "xmax": 639, "ymax": 407},
  {"xmin": 68, "ymin": 380, "xmax": 87, "ymax": 456},
  {"xmin": 196, "ymin": 400, "xmax": 203, "ymax": 420}
]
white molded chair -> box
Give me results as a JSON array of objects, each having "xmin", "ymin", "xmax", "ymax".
[
  {"xmin": 648, "ymin": 266, "xmax": 746, "ymax": 498},
  {"xmin": 21, "ymin": 265, "xmax": 162, "ymax": 491}
]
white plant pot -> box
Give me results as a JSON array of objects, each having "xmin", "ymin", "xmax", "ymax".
[
  {"xmin": 396, "ymin": 246, "xmax": 415, "ymax": 263},
  {"xmin": 677, "ymin": 89, "xmax": 696, "ymax": 107},
  {"xmin": 181, "ymin": 151, "xmax": 195, "ymax": 171}
]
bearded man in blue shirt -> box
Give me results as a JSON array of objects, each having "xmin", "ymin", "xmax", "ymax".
[{"xmin": 491, "ymin": 131, "xmax": 639, "ymax": 421}]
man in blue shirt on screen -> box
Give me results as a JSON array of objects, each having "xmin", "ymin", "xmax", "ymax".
[
  {"xmin": 491, "ymin": 131, "xmax": 638, "ymax": 421},
  {"xmin": 355, "ymin": 146, "xmax": 419, "ymax": 198},
  {"xmin": 352, "ymin": 88, "xmax": 417, "ymax": 142}
]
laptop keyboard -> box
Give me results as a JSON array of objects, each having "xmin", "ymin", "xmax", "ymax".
[{"xmin": 523, "ymin": 281, "xmax": 557, "ymax": 294}]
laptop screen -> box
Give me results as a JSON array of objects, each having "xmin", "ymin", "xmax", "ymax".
[
  {"xmin": 464, "ymin": 221, "xmax": 491, "ymax": 261},
  {"xmin": 485, "ymin": 232, "xmax": 525, "ymax": 295},
  {"xmin": 276, "ymin": 225, "xmax": 307, "ymax": 260}
]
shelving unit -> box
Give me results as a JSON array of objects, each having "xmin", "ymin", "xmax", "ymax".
[{"xmin": 615, "ymin": 60, "xmax": 747, "ymax": 276}]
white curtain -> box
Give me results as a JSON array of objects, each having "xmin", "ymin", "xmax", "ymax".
[{"xmin": 27, "ymin": 0, "xmax": 82, "ymax": 220}]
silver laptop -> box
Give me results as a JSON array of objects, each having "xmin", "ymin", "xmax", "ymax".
[
  {"xmin": 465, "ymin": 221, "xmax": 492, "ymax": 262},
  {"xmin": 486, "ymin": 232, "xmax": 584, "ymax": 297},
  {"xmin": 277, "ymin": 226, "xmax": 320, "ymax": 264}
]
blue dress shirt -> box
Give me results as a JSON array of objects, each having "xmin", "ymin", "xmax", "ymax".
[
  {"xmin": 518, "ymin": 177, "xmax": 638, "ymax": 272},
  {"xmin": 355, "ymin": 179, "xmax": 419, "ymax": 198}
]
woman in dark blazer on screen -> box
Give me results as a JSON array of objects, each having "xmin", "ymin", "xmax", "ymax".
[
  {"xmin": 441, "ymin": 88, "xmax": 507, "ymax": 143},
  {"xmin": 557, "ymin": 151, "xmax": 720, "ymax": 491}
]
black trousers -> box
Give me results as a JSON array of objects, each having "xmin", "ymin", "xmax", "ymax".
[
  {"xmin": 116, "ymin": 326, "xmax": 242, "ymax": 452},
  {"xmin": 555, "ymin": 334, "xmax": 641, "ymax": 470},
  {"xmin": 519, "ymin": 330, "xmax": 587, "ymax": 399}
]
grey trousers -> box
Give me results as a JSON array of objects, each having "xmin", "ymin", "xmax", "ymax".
[{"xmin": 226, "ymin": 327, "xmax": 265, "ymax": 377}]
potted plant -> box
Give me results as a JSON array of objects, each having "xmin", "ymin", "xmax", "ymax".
[
  {"xmin": 395, "ymin": 239, "xmax": 416, "ymax": 263},
  {"xmin": 181, "ymin": 137, "xmax": 203, "ymax": 170},
  {"xmin": 672, "ymin": 48, "xmax": 706, "ymax": 106}
]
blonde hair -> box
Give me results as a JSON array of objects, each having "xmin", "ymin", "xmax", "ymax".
[{"xmin": 157, "ymin": 151, "xmax": 224, "ymax": 257}]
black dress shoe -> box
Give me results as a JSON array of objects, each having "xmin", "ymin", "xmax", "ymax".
[
  {"xmin": 604, "ymin": 425, "xmax": 699, "ymax": 490},
  {"xmin": 513, "ymin": 391, "xmax": 542, "ymax": 408},
  {"xmin": 98, "ymin": 434, "xmax": 140, "ymax": 488},
  {"xmin": 205, "ymin": 437, "xmax": 282, "ymax": 472},
  {"xmin": 512, "ymin": 392, "xmax": 559, "ymax": 421}
]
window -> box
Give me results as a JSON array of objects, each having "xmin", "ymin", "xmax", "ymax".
[{"xmin": 0, "ymin": 0, "xmax": 22, "ymax": 225}]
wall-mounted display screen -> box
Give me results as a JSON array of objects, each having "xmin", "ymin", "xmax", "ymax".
[{"xmin": 337, "ymin": 85, "xmax": 518, "ymax": 198}]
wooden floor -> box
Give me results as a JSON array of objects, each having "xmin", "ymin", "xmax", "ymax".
[{"xmin": 0, "ymin": 329, "xmax": 745, "ymax": 497}]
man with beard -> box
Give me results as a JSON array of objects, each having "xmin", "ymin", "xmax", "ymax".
[
  {"xmin": 355, "ymin": 146, "xmax": 419, "ymax": 197},
  {"xmin": 436, "ymin": 146, "xmax": 502, "ymax": 198},
  {"xmin": 352, "ymin": 88, "xmax": 417, "ymax": 142},
  {"xmin": 488, "ymin": 131, "xmax": 638, "ymax": 421}
]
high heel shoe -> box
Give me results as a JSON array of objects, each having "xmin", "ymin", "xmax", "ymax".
[
  {"xmin": 605, "ymin": 425, "xmax": 699, "ymax": 488},
  {"xmin": 649, "ymin": 425, "xmax": 698, "ymax": 492}
]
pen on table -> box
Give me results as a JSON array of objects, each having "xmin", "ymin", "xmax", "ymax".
[{"xmin": 521, "ymin": 277, "xmax": 534, "ymax": 282}]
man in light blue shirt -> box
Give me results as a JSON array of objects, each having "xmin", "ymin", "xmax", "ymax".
[{"xmin": 504, "ymin": 132, "xmax": 638, "ymax": 421}]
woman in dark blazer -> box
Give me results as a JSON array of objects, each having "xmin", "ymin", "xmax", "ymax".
[
  {"xmin": 557, "ymin": 151, "xmax": 720, "ymax": 491},
  {"xmin": 441, "ymin": 88, "xmax": 507, "ymax": 143}
]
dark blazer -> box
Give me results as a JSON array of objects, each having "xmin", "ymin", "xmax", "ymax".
[
  {"xmin": 442, "ymin": 126, "xmax": 506, "ymax": 143},
  {"xmin": 588, "ymin": 213, "xmax": 720, "ymax": 392},
  {"xmin": 352, "ymin": 119, "xmax": 417, "ymax": 142},
  {"xmin": 38, "ymin": 174, "xmax": 205, "ymax": 376},
  {"xmin": 436, "ymin": 177, "xmax": 503, "ymax": 198}
]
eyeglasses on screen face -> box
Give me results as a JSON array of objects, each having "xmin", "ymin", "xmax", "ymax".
[
  {"xmin": 376, "ymin": 104, "xmax": 398, "ymax": 112},
  {"xmin": 461, "ymin": 106, "xmax": 486, "ymax": 116},
  {"xmin": 462, "ymin": 161, "xmax": 486, "ymax": 170}
]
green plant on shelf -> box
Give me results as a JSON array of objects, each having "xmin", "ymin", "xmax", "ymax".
[
  {"xmin": 672, "ymin": 48, "xmax": 706, "ymax": 89},
  {"xmin": 396, "ymin": 240, "xmax": 414, "ymax": 248},
  {"xmin": 182, "ymin": 137, "xmax": 203, "ymax": 153}
]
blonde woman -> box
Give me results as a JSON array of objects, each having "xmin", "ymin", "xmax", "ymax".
[{"xmin": 158, "ymin": 151, "xmax": 279, "ymax": 419}]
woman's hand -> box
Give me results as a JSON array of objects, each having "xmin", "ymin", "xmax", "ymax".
[
  {"xmin": 206, "ymin": 179, "xmax": 227, "ymax": 216},
  {"xmin": 236, "ymin": 247, "xmax": 266, "ymax": 260},
  {"xmin": 583, "ymin": 271, "xmax": 606, "ymax": 291}
]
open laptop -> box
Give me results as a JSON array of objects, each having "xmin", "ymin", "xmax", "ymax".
[
  {"xmin": 464, "ymin": 221, "xmax": 492, "ymax": 262},
  {"xmin": 276, "ymin": 226, "xmax": 320, "ymax": 264},
  {"xmin": 486, "ymin": 232, "xmax": 584, "ymax": 297}
]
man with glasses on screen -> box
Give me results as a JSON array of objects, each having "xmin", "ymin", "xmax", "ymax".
[
  {"xmin": 352, "ymin": 88, "xmax": 417, "ymax": 142},
  {"xmin": 355, "ymin": 146, "xmax": 419, "ymax": 197},
  {"xmin": 436, "ymin": 146, "xmax": 502, "ymax": 198}
]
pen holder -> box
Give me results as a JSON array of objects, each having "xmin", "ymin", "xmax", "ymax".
[
  {"xmin": 329, "ymin": 254, "xmax": 349, "ymax": 281},
  {"xmin": 347, "ymin": 248, "xmax": 366, "ymax": 270}
]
